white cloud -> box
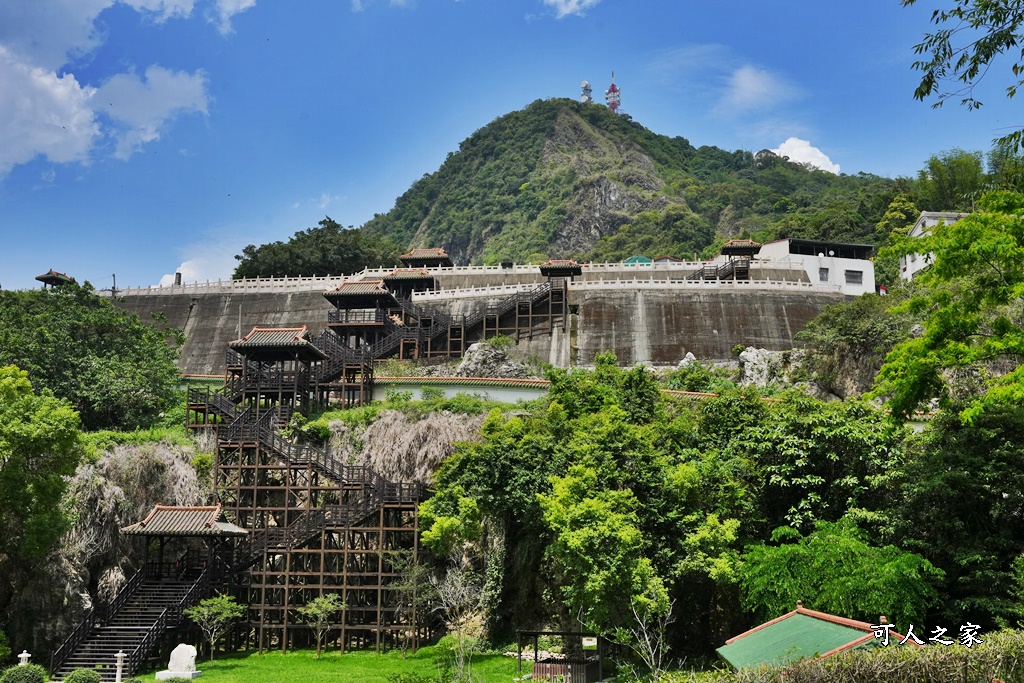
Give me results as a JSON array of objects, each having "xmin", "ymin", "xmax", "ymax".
[
  {"xmin": 542, "ymin": 0, "xmax": 599, "ymax": 18},
  {"xmin": 159, "ymin": 249, "xmax": 238, "ymax": 286},
  {"xmin": 716, "ymin": 64, "xmax": 799, "ymax": 114},
  {"xmin": 212, "ymin": 0, "xmax": 256, "ymax": 33},
  {"xmin": 96, "ymin": 65, "xmax": 209, "ymax": 159},
  {"xmin": 317, "ymin": 192, "xmax": 338, "ymax": 209},
  {"xmin": 0, "ymin": 0, "xmax": 244, "ymax": 176},
  {"xmin": 0, "ymin": 0, "xmax": 111, "ymax": 70},
  {"xmin": 0, "ymin": 46, "xmax": 100, "ymax": 176},
  {"xmin": 772, "ymin": 137, "xmax": 840, "ymax": 174},
  {"xmin": 122, "ymin": 0, "xmax": 197, "ymax": 22},
  {"xmin": 159, "ymin": 234, "xmax": 246, "ymax": 286}
]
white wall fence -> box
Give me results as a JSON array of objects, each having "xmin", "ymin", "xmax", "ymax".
[{"xmin": 105, "ymin": 261, "xmax": 845, "ymax": 298}]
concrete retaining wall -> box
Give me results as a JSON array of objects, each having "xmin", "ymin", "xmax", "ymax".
[{"xmin": 116, "ymin": 285, "xmax": 846, "ymax": 375}]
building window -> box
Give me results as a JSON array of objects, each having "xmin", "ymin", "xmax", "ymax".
[
  {"xmin": 845, "ymin": 270, "xmax": 863, "ymax": 285},
  {"xmin": 819, "ymin": 267, "xmax": 829, "ymax": 282}
]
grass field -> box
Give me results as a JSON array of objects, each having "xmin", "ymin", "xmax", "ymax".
[{"xmin": 136, "ymin": 646, "xmax": 520, "ymax": 683}]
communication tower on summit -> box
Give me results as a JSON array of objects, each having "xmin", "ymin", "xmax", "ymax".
[
  {"xmin": 605, "ymin": 71, "xmax": 621, "ymax": 113},
  {"xmin": 581, "ymin": 80, "xmax": 593, "ymax": 104}
]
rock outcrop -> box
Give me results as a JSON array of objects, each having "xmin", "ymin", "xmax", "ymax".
[{"xmin": 454, "ymin": 342, "xmax": 530, "ymax": 379}]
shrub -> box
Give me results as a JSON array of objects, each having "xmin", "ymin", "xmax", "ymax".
[
  {"xmin": 0, "ymin": 664, "xmax": 46, "ymax": 683},
  {"xmin": 486, "ymin": 334, "xmax": 515, "ymax": 351},
  {"xmin": 385, "ymin": 387, "xmax": 414, "ymax": 403},
  {"xmin": 64, "ymin": 670, "xmax": 102, "ymax": 683},
  {"xmin": 0, "ymin": 631, "xmax": 8, "ymax": 665},
  {"xmin": 420, "ymin": 386, "xmax": 445, "ymax": 401}
]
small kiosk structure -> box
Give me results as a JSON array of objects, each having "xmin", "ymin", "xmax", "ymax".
[
  {"xmin": 716, "ymin": 602, "xmax": 920, "ymax": 670},
  {"xmin": 516, "ymin": 630, "xmax": 605, "ymax": 682}
]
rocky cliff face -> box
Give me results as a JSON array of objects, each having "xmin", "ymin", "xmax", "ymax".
[
  {"xmin": 11, "ymin": 440, "xmax": 207, "ymax": 656},
  {"xmin": 541, "ymin": 110, "xmax": 675, "ymax": 257},
  {"xmin": 327, "ymin": 410, "xmax": 486, "ymax": 484}
]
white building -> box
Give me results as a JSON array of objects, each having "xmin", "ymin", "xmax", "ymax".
[
  {"xmin": 756, "ymin": 238, "xmax": 876, "ymax": 296},
  {"xmin": 899, "ymin": 211, "xmax": 969, "ymax": 281}
]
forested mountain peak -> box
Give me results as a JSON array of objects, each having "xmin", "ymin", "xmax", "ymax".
[{"xmin": 360, "ymin": 98, "xmax": 898, "ymax": 265}]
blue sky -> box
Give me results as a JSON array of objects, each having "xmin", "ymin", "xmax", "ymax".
[{"xmin": 0, "ymin": 0, "xmax": 1019, "ymax": 291}]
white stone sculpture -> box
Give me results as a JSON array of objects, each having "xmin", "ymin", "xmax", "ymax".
[{"xmin": 155, "ymin": 643, "xmax": 202, "ymax": 680}]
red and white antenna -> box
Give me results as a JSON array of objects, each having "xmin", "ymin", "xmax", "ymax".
[{"xmin": 605, "ymin": 71, "xmax": 621, "ymax": 113}]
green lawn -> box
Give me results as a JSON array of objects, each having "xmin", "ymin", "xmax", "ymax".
[{"xmin": 137, "ymin": 646, "xmax": 520, "ymax": 683}]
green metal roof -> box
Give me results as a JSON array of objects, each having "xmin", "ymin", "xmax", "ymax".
[
  {"xmin": 624, "ymin": 255, "xmax": 653, "ymax": 263},
  {"xmin": 717, "ymin": 610, "xmax": 876, "ymax": 670}
]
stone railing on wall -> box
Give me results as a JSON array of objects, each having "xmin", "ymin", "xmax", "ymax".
[
  {"xmin": 104, "ymin": 261, "xmax": 839, "ymax": 298},
  {"xmin": 101, "ymin": 275, "xmax": 347, "ymax": 296},
  {"xmin": 572, "ymin": 278, "xmax": 844, "ymax": 293},
  {"xmin": 411, "ymin": 283, "xmax": 538, "ymax": 301}
]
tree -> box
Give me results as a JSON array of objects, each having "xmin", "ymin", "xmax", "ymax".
[
  {"xmin": 433, "ymin": 559, "xmax": 484, "ymax": 683},
  {"xmin": 295, "ymin": 593, "xmax": 345, "ymax": 659},
  {"xmin": 873, "ymin": 194, "xmax": 921, "ymax": 286},
  {"xmin": 234, "ymin": 217, "xmax": 402, "ymax": 278},
  {"xmin": 904, "ymin": 0, "xmax": 1024, "ymax": 150},
  {"xmin": 184, "ymin": 594, "xmax": 245, "ymax": 661},
  {"xmin": 916, "ymin": 148, "xmax": 986, "ymax": 211},
  {"xmin": 740, "ymin": 519, "xmax": 943, "ymax": 628},
  {"xmin": 0, "ymin": 283, "xmax": 181, "ymax": 431},
  {"xmin": 390, "ymin": 551, "xmax": 439, "ymax": 658},
  {"xmin": 0, "ymin": 365, "xmax": 81, "ymax": 625},
  {"xmin": 875, "ymin": 190, "xmax": 1024, "ymax": 421}
]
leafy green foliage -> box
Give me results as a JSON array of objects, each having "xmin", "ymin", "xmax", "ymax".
[
  {"xmin": 0, "ymin": 283, "xmax": 182, "ymax": 430},
  {"xmin": 185, "ymin": 594, "xmax": 246, "ymax": 661},
  {"xmin": 0, "ymin": 631, "xmax": 7, "ymax": 665},
  {"xmin": 360, "ymin": 99, "xmax": 898, "ymax": 263},
  {"xmin": 889, "ymin": 405, "xmax": 1024, "ymax": 630},
  {"xmin": 63, "ymin": 669, "xmax": 102, "ymax": 683},
  {"xmin": 904, "ymin": 0, "xmax": 1024, "ymax": 151},
  {"xmin": 875, "ymin": 191, "xmax": 1024, "ymax": 420},
  {"xmin": 873, "ymin": 193, "xmax": 920, "ymax": 286},
  {"xmin": 296, "ymin": 593, "xmax": 346, "ymax": 659},
  {"xmin": 798, "ymin": 288, "xmax": 922, "ymax": 396},
  {"xmin": 0, "ymin": 366, "xmax": 81, "ymax": 563},
  {"xmin": 234, "ymin": 217, "xmax": 402, "ymax": 278},
  {"xmin": 916, "ymin": 148, "xmax": 986, "ymax": 211},
  {"xmin": 741, "ymin": 519, "xmax": 943, "ymax": 627},
  {"xmin": 0, "ymin": 664, "xmax": 45, "ymax": 683}
]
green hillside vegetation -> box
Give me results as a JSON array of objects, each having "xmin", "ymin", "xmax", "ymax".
[
  {"xmin": 233, "ymin": 100, "xmax": 1024, "ymax": 278},
  {"xmin": 0, "ymin": 283, "xmax": 182, "ymax": 431},
  {"xmin": 360, "ymin": 98, "xmax": 899, "ymax": 265}
]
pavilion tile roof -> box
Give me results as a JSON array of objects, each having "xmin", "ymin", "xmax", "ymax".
[
  {"xmin": 325, "ymin": 279, "xmax": 392, "ymax": 295},
  {"xmin": 382, "ymin": 268, "xmax": 434, "ymax": 281},
  {"xmin": 539, "ymin": 259, "xmax": 583, "ymax": 277},
  {"xmin": 720, "ymin": 239, "xmax": 763, "ymax": 256},
  {"xmin": 121, "ymin": 504, "xmax": 248, "ymax": 537},
  {"xmin": 716, "ymin": 605, "xmax": 918, "ymax": 670},
  {"xmin": 721, "ymin": 239, "xmax": 762, "ymax": 249},
  {"xmin": 35, "ymin": 269, "xmax": 76, "ymax": 285},
  {"xmin": 228, "ymin": 326, "xmax": 327, "ymax": 359},
  {"xmin": 401, "ymin": 248, "xmax": 449, "ymax": 259}
]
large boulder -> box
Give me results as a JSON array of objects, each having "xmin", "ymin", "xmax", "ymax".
[{"xmin": 454, "ymin": 342, "xmax": 529, "ymax": 379}]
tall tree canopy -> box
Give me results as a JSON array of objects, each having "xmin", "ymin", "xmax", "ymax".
[
  {"xmin": 233, "ymin": 217, "xmax": 402, "ymax": 278},
  {"xmin": 904, "ymin": 0, "xmax": 1024, "ymax": 149},
  {"xmin": 0, "ymin": 283, "xmax": 181, "ymax": 430},
  {"xmin": 875, "ymin": 190, "xmax": 1024, "ymax": 421},
  {"xmin": 0, "ymin": 365, "xmax": 82, "ymax": 617}
]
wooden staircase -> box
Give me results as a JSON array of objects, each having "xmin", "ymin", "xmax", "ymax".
[{"xmin": 51, "ymin": 565, "xmax": 210, "ymax": 682}]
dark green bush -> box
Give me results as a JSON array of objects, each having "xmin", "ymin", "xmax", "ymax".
[
  {"xmin": 63, "ymin": 669, "xmax": 102, "ymax": 683},
  {"xmin": 0, "ymin": 664, "xmax": 46, "ymax": 683}
]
